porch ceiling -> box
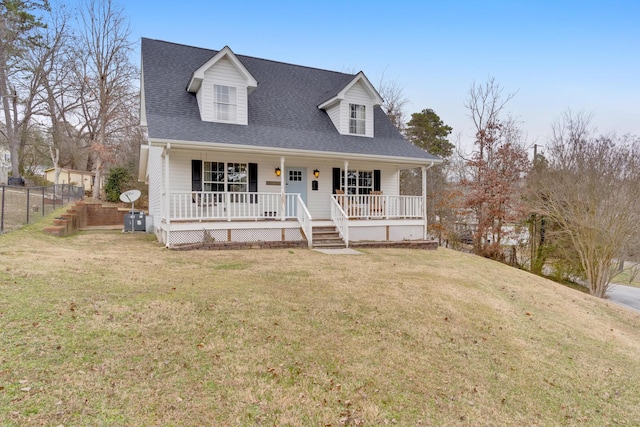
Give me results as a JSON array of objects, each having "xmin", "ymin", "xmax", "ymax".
[{"xmin": 147, "ymin": 138, "xmax": 441, "ymax": 168}]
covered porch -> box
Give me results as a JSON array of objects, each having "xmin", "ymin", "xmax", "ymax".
[
  {"xmin": 141, "ymin": 144, "xmax": 436, "ymax": 248},
  {"xmin": 163, "ymin": 191, "xmax": 426, "ymax": 248}
]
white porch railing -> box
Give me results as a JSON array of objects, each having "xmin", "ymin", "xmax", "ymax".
[
  {"xmin": 330, "ymin": 196, "xmax": 349, "ymax": 248},
  {"xmin": 170, "ymin": 192, "xmax": 300, "ymax": 221},
  {"xmin": 332, "ymin": 194, "xmax": 424, "ymax": 219},
  {"xmin": 296, "ymin": 194, "xmax": 313, "ymax": 248}
]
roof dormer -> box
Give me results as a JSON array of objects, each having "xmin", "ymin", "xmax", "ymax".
[
  {"xmin": 318, "ymin": 72, "xmax": 383, "ymax": 138},
  {"xmin": 187, "ymin": 46, "xmax": 257, "ymax": 125}
]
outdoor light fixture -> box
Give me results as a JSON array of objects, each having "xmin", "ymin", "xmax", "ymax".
[
  {"xmin": 313, "ymin": 169, "xmax": 320, "ymax": 178},
  {"xmin": 275, "ymin": 167, "xmax": 281, "ymax": 177}
]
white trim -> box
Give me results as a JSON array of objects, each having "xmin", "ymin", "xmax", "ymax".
[
  {"xmin": 187, "ymin": 46, "xmax": 258, "ymax": 93},
  {"xmin": 140, "ymin": 58, "xmax": 147, "ymax": 126},
  {"xmin": 146, "ymin": 137, "xmax": 442, "ymax": 167},
  {"xmin": 138, "ymin": 145, "xmax": 149, "ymax": 183},
  {"xmin": 317, "ymin": 71, "xmax": 383, "ymax": 109}
]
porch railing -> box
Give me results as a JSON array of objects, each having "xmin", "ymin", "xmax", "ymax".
[
  {"xmin": 330, "ymin": 196, "xmax": 349, "ymax": 247},
  {"xmin": 170, "ymin": 192, "xmax": 300, "ymax": 221},
  {"xmin": 332, "ymin": 194, "xmax": 423, "ymax": 219},
  {"xmin": 296, "ymin": 194, "xmax": 313, "ymax": 248}
]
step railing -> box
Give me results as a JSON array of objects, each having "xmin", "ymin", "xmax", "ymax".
[{"xmin": 330, "ymin": 196, "xmax": 349, "ymax": 248}]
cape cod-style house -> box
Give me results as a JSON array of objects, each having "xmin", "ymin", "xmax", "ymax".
[{"xmin": 138, "ymin": 38, "xmax": 441, "ymax": 249}]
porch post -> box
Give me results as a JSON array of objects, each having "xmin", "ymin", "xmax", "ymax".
[
  {"xmin": 280, "ymin": 156, "xmax": 285, "ymax": 220},
  {"xmin": 343, "ymin": 160, "xmax": 348, "ymax": 190},
  {"xmin": 164, "ymin": 143, "xmax": 171, "ymax": 247},
  {"xmin": 422, "ymin": 164, "xmax": 428, "ymax": 240}
]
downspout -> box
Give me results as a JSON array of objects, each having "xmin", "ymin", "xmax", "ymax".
[{"xmin": 422, "ymin": 161, "xmax": 435, "ymax": 240}]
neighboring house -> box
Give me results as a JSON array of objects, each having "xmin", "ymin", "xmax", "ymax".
[
  {"xmin": 138, "ymin": 38, "xmax": 441, "ymax": 248},
  {"xmin": 45, "ymin": 167, "xmax": 99, "ymax": 192}
]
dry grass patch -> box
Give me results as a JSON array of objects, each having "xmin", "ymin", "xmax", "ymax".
[{"xmin": 1, "ymin": 215, "xmax": 640, "ymax": 425}]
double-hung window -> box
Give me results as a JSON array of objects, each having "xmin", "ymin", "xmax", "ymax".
[
  {"xmin": 349, "ymin": 103, "xmax": 366, "ymax": 135},
  {"xmin": 214, "ymin": 84, "xmax": 237, "ymax": 122}
]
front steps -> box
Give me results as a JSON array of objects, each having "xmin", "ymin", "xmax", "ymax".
[{"xmin": 312, "ymin": 225, "xmax": 346, "ymax": 249}]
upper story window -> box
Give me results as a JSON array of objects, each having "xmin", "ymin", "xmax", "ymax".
[
  {"xmin": 349, "ymin": 104, "xmax": 366, "ymax": 135},
  {"xmin": 214, "ymin": 84, "xmax": 237, "ymax": 122}
]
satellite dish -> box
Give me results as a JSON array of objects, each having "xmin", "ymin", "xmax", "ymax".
[{"xmin": 119, "ymin": 189, "xmax": 141, "ymax": 203}]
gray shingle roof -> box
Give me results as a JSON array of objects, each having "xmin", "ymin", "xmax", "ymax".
[{"xmin": 141, "ymin": 38, "xmax": 440, "ymax": 162}]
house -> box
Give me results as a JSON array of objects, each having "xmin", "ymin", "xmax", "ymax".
[
  {"xmin": 137, "ymin": 38, "xmax": 441, "ymax": 249},
  {"xmin": 45, "ymin": 167, "xmax": 100, "ymax": 193}
]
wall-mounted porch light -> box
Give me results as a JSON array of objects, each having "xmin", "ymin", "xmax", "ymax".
[
  {"xmin": 313, "ymin": 169, "xmax": 320, "ymax": 178},
  {"xmin": 275, "ymin": 167, "xmax": 281, "ymax": 177}
]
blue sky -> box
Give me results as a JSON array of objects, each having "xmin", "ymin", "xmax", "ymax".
[{"xmin": 62, "ymin": 0, "xmax": 640, "ymax": 152}]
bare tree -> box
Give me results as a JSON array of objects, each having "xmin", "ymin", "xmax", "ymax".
[
  {"xmin": 528, "ymin": 110, "xmax": 640, "ymax": 297},
  {"xmin": 24, "ymin": 3, "xmax": 80, "ymax": 186},
  {"xmin": 463, "ymin": 78, "xmax": 528, "ymax": 257},
  {"xmin": 75, "ymin": 0, "xmax": 136, "ymax": 199},
  {"xmin": 377, "ymin": 73, "xmax": 409, "ymax": 134},
  {"xmin": 0, "ymin": 0, "xmax": 50, "ymax": 181}
]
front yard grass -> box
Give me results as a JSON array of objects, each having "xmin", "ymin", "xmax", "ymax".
[{"xmin": 1, "ymin": 214, "xmax": 640, "ymax": 425}]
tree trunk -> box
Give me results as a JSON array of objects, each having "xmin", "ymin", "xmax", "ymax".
[
  {"xmin": 0, "ymin": 70, "xmax": 19, "ymax": 178},
  {"xmin": 92, "ymin": 156, "xmax": 102, "ymax": 199}
]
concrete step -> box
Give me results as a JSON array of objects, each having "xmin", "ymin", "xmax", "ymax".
[{"xmin": 313, "ymin": 242, "xmax": 347, "ymax": 249}]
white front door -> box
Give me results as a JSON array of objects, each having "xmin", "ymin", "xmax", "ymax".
[{"xmin": 286, "ymin": 167, "xmax": 306, "ymax": 216}]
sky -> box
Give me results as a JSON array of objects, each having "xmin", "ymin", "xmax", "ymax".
[{"xmin": 57, "ymin": 0, "xmax": 640, "ymax": 154}]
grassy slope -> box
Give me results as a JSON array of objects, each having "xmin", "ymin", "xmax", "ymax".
[{"xmin": 1, "ymin": 214, "xmax": 640, "ymax": 426}]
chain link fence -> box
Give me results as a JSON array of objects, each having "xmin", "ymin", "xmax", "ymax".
[{"xmin": 0, "ymin": 184, "xmax": 84, "ymax": 234}]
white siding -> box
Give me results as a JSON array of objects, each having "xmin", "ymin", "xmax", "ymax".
[
  {"xmin": 344, "ymin": 81, "xmax": 374, "ymax": 137},
  {"xmin": 326, "ymin": 103, "xmax": 341, "ymax": 133},
  {"xmin": 197, "ymin": 57, "xmax": 249, "ymax": 125},
  {"xmin": 196, "ymin": 89, "xmax": 204, "ymax": 120}
]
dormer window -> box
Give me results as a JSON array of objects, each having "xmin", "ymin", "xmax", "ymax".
[
  {"xmin": 214, "ymin": 85, "xmax": 237, "ymax": 121},
  {"xmin": 318, "ymin": 72, "xmax": 382, "ymax": 138},
  {"xmin": 187, "ymin": 46, "xmax": 257, "ymax": 125},
  {"xmin": 349, "ymin": 104, "xmax": 366, "ymax": 135}
]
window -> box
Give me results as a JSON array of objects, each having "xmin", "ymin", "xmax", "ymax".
[
  {"xmin": 341, "ymin": 169, "xmax": 372, "ymax": 195},
  {"xmin": 203, "ymin": 161, "xmax": 247, "ymax": 193},
  {"xmin": 349, "ymin": 103, "xmax": 366, "ymax": 135},
  {"xmin": 226, "ymin": 163, "xmax": 247, "ymax": 193},
  {"xmin": 289, "ymin": 170, "xmax": 302, "ymax": 182},
  {"xmin": 203, "ymin": 162, "xmax": 225, "ymax": 192},
  {"xmin": 198, "ymin": 161, "xmax": 256, "ymax": 203},
  {"xmin": 214, "ymin": 85, "xmax": 237, "ymax": 122}
]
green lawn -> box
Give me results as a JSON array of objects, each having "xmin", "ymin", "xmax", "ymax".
[{"xmin": 1, "ymin": 213, "xmax": 640, "ymax": 426}]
